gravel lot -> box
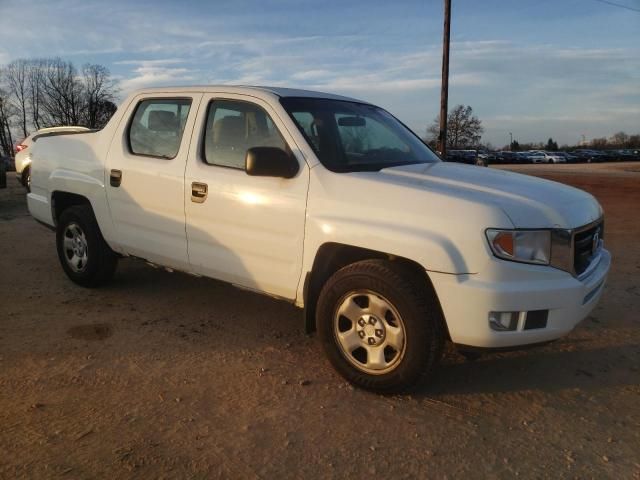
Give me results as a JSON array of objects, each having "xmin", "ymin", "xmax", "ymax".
[{"xmin": 1, "ymin": 163, "xmax": 639, "ymax": 478}]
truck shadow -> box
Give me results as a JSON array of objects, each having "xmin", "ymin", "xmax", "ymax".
[{"xmin": 93, "ymin": 176, "xmax": 308, "ymax": 347}]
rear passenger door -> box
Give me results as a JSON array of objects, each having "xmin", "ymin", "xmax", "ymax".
[
  {"xmin": 106, "ymin": 93, "xmax": 202, "ymax": 270},
  {"xmin": 184, "ymin": 95, "xmax": 309, "ymax": 300}
]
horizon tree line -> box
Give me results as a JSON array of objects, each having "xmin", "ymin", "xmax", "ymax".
[
  {"xmin": 425, "ymin": 104, "xmax": 639, "ymax": 152},
  {"xmin": 0, "ymin": 57, "xmax": 118, "ymax": 157},
  {"xmin": 2, "ymin": 61, "xmax": 639, "ymax": 158}
]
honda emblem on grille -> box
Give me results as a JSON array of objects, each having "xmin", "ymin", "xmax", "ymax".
[{"xmin": 592, "ymin": 230, "xmax": 600, "ymax": 255}]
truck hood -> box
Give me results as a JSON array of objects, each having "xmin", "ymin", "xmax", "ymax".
[{"xmin": 378, "ymin": 162, "xmax": 601, "ymax": 229}]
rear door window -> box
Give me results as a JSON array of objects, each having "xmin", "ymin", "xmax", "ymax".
[{"xmin": 128, "ymin": 99, "xmax": 192, "ymax": 159}]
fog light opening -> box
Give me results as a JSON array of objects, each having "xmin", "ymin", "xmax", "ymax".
[{"xmin": 489, "ymin": 311, "xmax": 519, "ymax": 331}]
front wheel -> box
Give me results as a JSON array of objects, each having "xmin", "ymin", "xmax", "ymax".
[
  {"xmin": 316, "ymin": 260, "xmax": 445, "ymax": 393},
  {"xmin": 56, "ymin": 205, "xmax": 118, "ymax": 287}
]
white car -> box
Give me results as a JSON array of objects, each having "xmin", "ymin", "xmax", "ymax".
[
  {"xmin": 27, "ymin": 86, "xmax": 610, "ymax": 392},
  {"xmin": 526, "ymin": 151, "xmax": 547, "ymax": 164},
  {"xmin": 15, "ymin": 126, "xmax": 89, "ymax": 191},
  {"xmin": 543, "ymin": 152, "xmax": 567, "ymax": 164}
]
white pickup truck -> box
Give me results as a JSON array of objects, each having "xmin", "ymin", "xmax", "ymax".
[{"xmin": 28, "ymin": 86, "xmax": 610, "ymax": 392}]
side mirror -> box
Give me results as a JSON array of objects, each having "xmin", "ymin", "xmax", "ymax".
[{"xmin": 245, "ymin": 147, "xmax": 299, "ymax": 179}]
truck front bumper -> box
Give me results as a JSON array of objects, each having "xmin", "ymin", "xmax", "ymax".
[{"xmin": 429, "ymin": 249, "xmax": 611, "ymax": 348}]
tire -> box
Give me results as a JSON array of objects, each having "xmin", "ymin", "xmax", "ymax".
[
  {"xmin": 56, "ymin": 205, "xmax": 117, "ymax": 287},
  {"xmin": 316, "ymin": 259, "xmax": 445, "ymax": 393},
  {"xmin": 22, "ymin": 167, "xmax": 31, "ymax": 192}
]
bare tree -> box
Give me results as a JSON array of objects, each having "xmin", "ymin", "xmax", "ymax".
[
  {"xmin": 40, "ymin": 58, "xmax": 83, "ymax": 126},
  {"xmin": 92, "ymin": 100, "xmax": 118, "ymax": 129},
  {"xmin": 27, "ymin": 59, "xmax": 46, "ymax": 131},
  {"xmin": 610, "ymin": 131, "xmax": 629, "ymax": 148},
  {"xmin": 3, "ymin": 59, "xmax": 29, "ymax": 138},
  {"xmin": 1, "ymin": 57, "xmax": 120, "ymax": 138},
  {"xmin": 0, "ymin": 90, "xmax": 16, "ymax": 157},
  {"xmin": 428, "ymin": 104, "xmax": 483, "ymax": 149},
  {"xmin": 81, "ymin": 64, "xmax": 118, "ymax": 129}
]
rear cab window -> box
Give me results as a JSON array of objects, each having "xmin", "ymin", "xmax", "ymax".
[{"xmin": 128, "ymin": 99, "xmax": 192, "ymax": 159}]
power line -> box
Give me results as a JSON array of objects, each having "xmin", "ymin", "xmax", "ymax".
[{"xmin": 593, "ymin": 0, "xmax": 640, "ymax": 13}]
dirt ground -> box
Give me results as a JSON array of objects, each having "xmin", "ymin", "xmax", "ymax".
[{"xmin": 1, "ymin": 163, "xmax": 639, "ymax": 479}]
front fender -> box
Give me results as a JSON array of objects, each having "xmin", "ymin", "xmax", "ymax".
[
  {"xmin": 295, "ymin": 215, "xmax": 498, "ymax": 307},
  {"xmin": 308, "ymin": 215, "xmax": 474, "ymax": 273}
]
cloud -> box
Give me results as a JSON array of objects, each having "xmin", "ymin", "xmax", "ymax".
[
  {"xmin": 118, "ymin": 60, "xmax": 198, "ymax": 93},
  {"xmin": 115, "ymin": 59, "xmax": 188, "ymax": 66},
  {"xmin": 1, "ymin": 0, "xmax": 637, "ymax": 145}
]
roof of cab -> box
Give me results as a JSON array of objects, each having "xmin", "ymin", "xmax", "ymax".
[{"xmin": 130, "ymin": 85, "xmax": 365, "ymax": 104}]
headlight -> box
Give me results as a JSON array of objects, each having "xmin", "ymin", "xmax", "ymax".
[{"xmin": 486, "ymin": 229, "xmax": 551, "ymax": 265}]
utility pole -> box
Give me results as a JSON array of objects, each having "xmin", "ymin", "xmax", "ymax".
[
  {"xmin": 437, "ymin": 0, "xmax": 452, "ymax": 158},
  {"xmin": 509, "ymin": 132, "xmax": 513, "ymax": 150}
]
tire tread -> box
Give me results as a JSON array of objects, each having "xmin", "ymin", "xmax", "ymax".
[
  {"xmin": 56, "ymin": 205, "xmax": 117, "ymax": 287},
  {"xmin": 316, "ymin": 259, "xmax": 444, "ymax": 393}
]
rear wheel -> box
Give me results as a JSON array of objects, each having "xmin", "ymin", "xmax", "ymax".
[
  {"xmin": 22, "ymin": 167, "xmax": 31, "ymax": 192},
  {"xmin": 317, "ymin": 259, "xmax": 445, "ymax": 393},
  {"xmin": 56, "ymin": 205, "xmax": 117, "ymax": 287}
]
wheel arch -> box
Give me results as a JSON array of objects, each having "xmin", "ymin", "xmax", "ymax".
[
  {"xmin": 45, "ymin": 168, "xmax": 120, "ymax": 250},
  {"xmin": 302, "ymin": 242, "xmax": 449, "ymax": 339},
  {"xmin": 21, "ymin": 164, "xmax": 31, "ymax": 185},
  {"xmin": 51, "ymin": 191, "xmax": 93, "ymax": 227}
]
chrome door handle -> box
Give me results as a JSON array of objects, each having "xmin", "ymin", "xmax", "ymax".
[
  {"xmin": 110, "ymin": 169, "xmax": 122, "ymax": 187},
  {"xmin": 191, "ymin": 182, "xmax": 208, "ymax": 203}
]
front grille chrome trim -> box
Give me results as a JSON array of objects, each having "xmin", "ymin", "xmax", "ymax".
[{"xmin": 550, "ymin": 217, "xmax": 604, "ymax": 279}]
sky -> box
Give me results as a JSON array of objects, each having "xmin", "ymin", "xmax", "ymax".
[{"xmin": 0, "ymin": 0, "xmax": 638, "ymax": 147}]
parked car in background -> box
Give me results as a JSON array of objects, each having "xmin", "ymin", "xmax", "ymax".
[
  {"xmin": 526, "ymin": 152, "xmax": 547, "ymax": 164},
  {"xmin": 542, "ymin": 152, "xmax": 567, "ymax": 164},
  {"xmin": 477, "ymin": 150, "xmax": 496, "ymax": 165},
  {"xmin": 573, "ymin": 150, "xmax": 602, "ymax": 163},
  {"xmin": 613, "ymin": 150, "xmax": 634, "ymax": 160},
  {"xmin": 562, "ymin": 152, "xmax": 580, "ymax": 163},
  {"xmin": 15, "ymin": 126, "xmax": 90, "ymax": 191},
  {"xmin": 0, "ymin": 156, "xmax": 9, "ymax": 189},
  {"xmin": 595, "ymin": 151, "xmax": 615, "ymax": 162},
  {"xmin": 494, "ymin": 151, "xmax": 519, "ymax": 164},
  {"xmin": 446, "ymin": 149, "xmax": 487, "ymax": 166},
  {"xmin": 2, "ymin": 155, "xmax": 15, "ymax": 171},
  {"xmin": 26, "ymin": 85, "xmax": 610, "ymax": 392}
]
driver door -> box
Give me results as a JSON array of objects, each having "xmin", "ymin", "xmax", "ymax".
[{"xmin": 184, "ymin": 94, "xmax": 309, "ymax": 299}]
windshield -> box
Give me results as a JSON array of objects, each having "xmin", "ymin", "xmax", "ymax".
[{"xmin": 280, "ymin": 97, "xmax": 440, "ymax": 172}]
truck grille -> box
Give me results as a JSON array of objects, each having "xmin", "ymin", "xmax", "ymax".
[{"xmin": 573, "ymin": 221, "xmax": 603, "ymax": 276}]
